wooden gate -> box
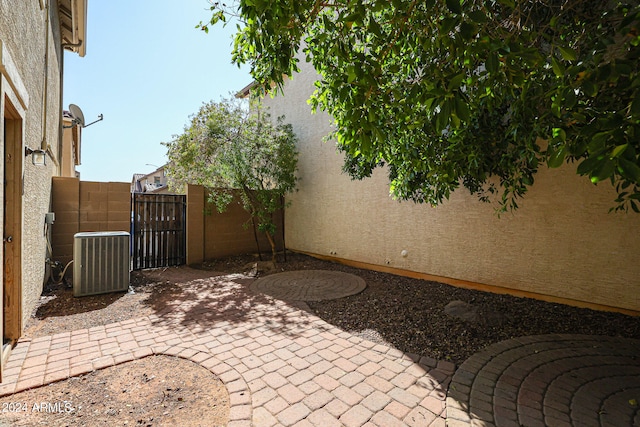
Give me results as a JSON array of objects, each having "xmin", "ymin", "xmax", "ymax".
[{"xmin": 131, "ymin": 193, "xmax": 186, "ymax": 270}]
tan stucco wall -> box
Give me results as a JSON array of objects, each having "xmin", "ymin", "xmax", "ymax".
[
  {"xmin": 1, "ymin": 1, "xmax": 67, "ymax": 331},
  {"xmin": 262, "ymin": 60, "xmax": 640, "ymax": 312},
  {"xmin": 60, "ymin": 118, "xmax": 80, "ymax": 177}
]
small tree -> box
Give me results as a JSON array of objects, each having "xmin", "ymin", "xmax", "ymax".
[{"xmin": 164, "ymin": 98, "xmax": 298, "ymax": 262}]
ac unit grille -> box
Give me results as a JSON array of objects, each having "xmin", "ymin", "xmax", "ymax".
[{"xmin": 73, "ymin": 232, "xmax": 130, "ymax": 297}]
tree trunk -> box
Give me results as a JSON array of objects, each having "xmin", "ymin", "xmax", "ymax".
[
  {"xmin": 264, "ymin": 231, "xmax": 277, "ymax": 264},
  {"xmin": 251, "ymin": 216, "xmax": 263, "ymax": 261}
]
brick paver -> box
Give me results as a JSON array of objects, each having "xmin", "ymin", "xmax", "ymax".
[
  {"xmin": 447, "ymin": 334, "xmax": 640, "ymax": 427},
  {"xmin": 0, "ymin": 267, "xmax": 450, "ymax": 426},
  {"xmin": 250, "ymin": 270, "xmax": 366, "ymax": 301}
]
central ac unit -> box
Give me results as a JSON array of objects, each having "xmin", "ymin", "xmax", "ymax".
[{"xmin": 73, "ymin": 231, "xmax": 130, "ymax": 297}]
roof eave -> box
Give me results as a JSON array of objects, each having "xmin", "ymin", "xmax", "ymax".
[
  {"xmin": 61, "ymin": 0, "xmax": 87, "ymax": 57},
  {"xmin": 73, "ymin": 0, "xmax": 87, "ymax": 57}
]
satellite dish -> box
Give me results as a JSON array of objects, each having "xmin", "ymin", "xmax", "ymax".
[
  {"xmin": 69, "ymin": 104, "xmax": 85, "ymax": 127},
  {"xmin": 65, "ymin": 104, "xmax": 103, "ymax": 129}
]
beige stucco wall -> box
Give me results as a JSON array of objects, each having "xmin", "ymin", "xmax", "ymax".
[
  {"xmin": 262, "ymin": 60, "xmax": 640, "ymax": 312},
  {"xmin": 1, "ymin": 1, "xmax": 67, "ymax": 331},
  {"xmin": 60, "ymin": 117, "xmax": 80, "ymax": 177}
]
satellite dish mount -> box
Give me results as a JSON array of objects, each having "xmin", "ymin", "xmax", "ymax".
[{"xmin": 64, "ymin": 104, "xmax": 103, "ymax": 128}]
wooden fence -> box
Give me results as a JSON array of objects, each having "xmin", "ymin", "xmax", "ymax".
[{"xmin": 131, "ymin": 193, "xmax": 186, "ymax": 270}]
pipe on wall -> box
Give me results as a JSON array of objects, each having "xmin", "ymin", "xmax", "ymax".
[{"xmin": 40, "ymin": 0, "xmax": 50, "ymax": 152}]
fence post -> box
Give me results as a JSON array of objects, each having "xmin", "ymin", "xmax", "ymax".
[{"xmin": 185, "ymin": 184, "xmax": 205, "ymax": 265}]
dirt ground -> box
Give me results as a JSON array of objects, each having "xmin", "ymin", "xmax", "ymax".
[
  {"xmin": 1, "ymin": 261, "xmax": 243, "ymax": 427},
  {"xmin": 1, "ymin": 252, "xmax": 639, "ymax": 427},
  {"xmin": 0, "ymin": 355, "xmax": 229, "ymax": 427}
]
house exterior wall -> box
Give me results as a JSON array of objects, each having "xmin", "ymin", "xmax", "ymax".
[
  {"xmin": 261, "ymin": 60, "xmax": 640, "ymax": 313},
  {"xmin": 60, "ymin": 116, "xmax": 80, "ymax": 177},
  {"xmin": 132, "ymin": 167, "xmax": 169, "ymax": 194},
  {"xmin": 1, "ymin": 1, "xmax": 67, "ymax": 331}
]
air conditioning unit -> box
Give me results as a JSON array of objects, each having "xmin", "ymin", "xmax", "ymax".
[{"xmin": 73, "ymin": 231, "xmax": 130, "ymax": 297}]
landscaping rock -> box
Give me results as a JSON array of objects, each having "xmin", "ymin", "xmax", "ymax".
[
  {"xmin": 243, "ymin": 261, "xmax": 276, "ymax": 276},
  {"xmin": 444, "ymin": 300, "xmax": 479, "ymax": 322}
]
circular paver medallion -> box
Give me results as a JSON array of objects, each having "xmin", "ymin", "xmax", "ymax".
[
  {"xmin": 447, "ymin": 335, "xmax": 640, "ymax": 427},
  {"xmin": 250, "ymin": 270, "xmax": 366, "ymax": 301}
]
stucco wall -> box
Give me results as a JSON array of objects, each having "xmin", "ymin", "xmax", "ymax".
[
  {"xmin": 262, "ymin": 60, "xmax": 640, "ymax": 312},
  {"xmin": 1, "ymin": 1, "xmax": 66, "ymax": 331}
]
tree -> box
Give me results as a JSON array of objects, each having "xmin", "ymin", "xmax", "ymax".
[
  {"xmin": 202, "ymin": 0, "xmax": 640, "ymax": 212},
  {"xmin": 164, "ymin": 98, "xmax": 298, "ymax": 262}
]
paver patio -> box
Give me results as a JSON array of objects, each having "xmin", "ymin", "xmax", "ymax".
[
  {"xmin": 0, "ymin": 268, "xmax": 453, "ymax": 426},
  {"xmin": 1, "ymin": 267, "xmax": 638, "ymax": 426}
]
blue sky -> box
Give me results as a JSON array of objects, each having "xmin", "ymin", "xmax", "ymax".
[{"xmin": 63, "ymin": 0, "xmax": 250, "ymax": 182}]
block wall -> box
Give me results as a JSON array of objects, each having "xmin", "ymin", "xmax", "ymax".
[
  {"xmin": 53, "ymin": 180, "xmax": 284, "ymax": 267},
  {"xmin": 51, "ymin": 177, "xmax": 131, "ymax": 263},
  {"xmin": 186, "ymin": 185, "xmax": 284, "ymax": 264}
]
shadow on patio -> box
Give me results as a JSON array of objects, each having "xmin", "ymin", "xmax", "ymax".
[{"xmin": 138, "ymin": 266, "xmax": 327, "ymax": 339}]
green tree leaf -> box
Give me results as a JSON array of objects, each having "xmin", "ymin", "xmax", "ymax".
[
  {"xmin": 486, "ymin": 52, "xmax": 499, "ymax": 73},
  {"xmin": 455, "ymin": 96, "xmax": 471, "ymax": 122},
  {"xmin": 467, "ymin": 10, "xmax": 486, "ymax": 23},
  {"xmin": 446, "ymin": 0, "xmax": 462, "ymax": 15},
  {"xmin": 547, "ymin": 145, "xmax": 567, "ymax": 168},
  {"xmin": 590, "ymin": 159, "xmax": 615, "ymax": 183},
  {"xmin": 448, "ymin": 73, "xmax": 465, "ymax": 90},
  {"xmin": 558, "ymin": 46, "xmax": 577, "ymax": 61},
  {"xmin": 612, "ymin": 144, "xmax": 629, "ymax": 158},
  {"xmin": 551, "ymin": 57, "xmax": 565, "ymax": 77},
  {"xmin": 618, "ymin": 158, "xmax": 640, "ymax": 182},
  {"xmin": 630, "ymin": 95, "xmax": 640, "ymax": 117},
  {"xmin": 459, "ymin": 22, "xmax": 476, "ymax": 40},
  {"xmin": 577, "ymin": 155, "xmax": 605, "ymax": 176}
]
